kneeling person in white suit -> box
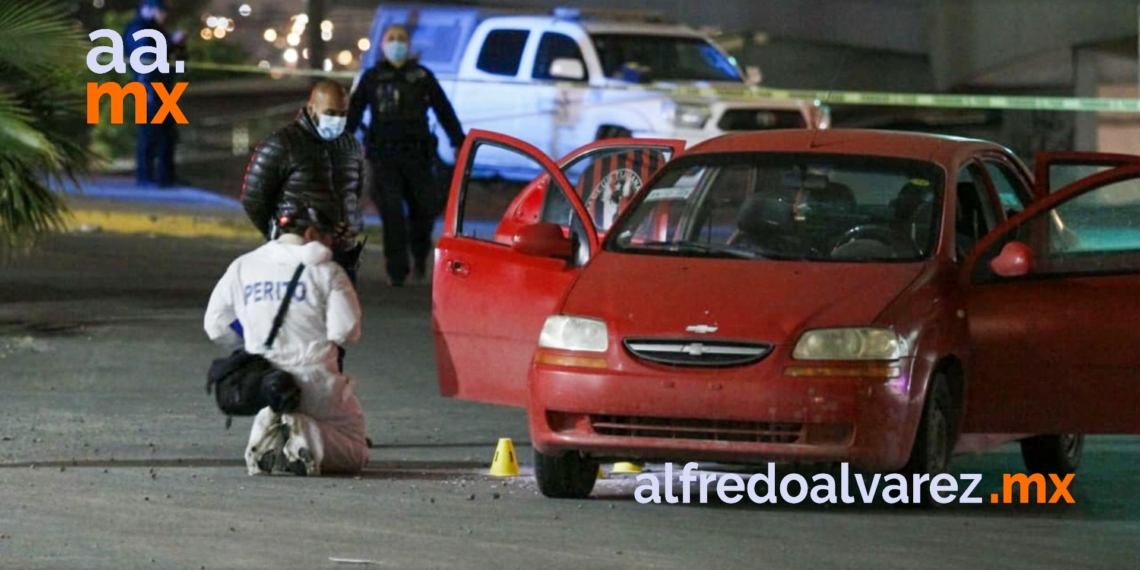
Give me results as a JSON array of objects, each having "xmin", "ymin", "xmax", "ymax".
[{"xmin": 204, "ymin": 203, "xmax": 369, "ymax": 476}]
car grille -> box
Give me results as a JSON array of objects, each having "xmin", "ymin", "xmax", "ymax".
[
  {"xmin": 718, "ymin": 109, "xmax": 807, "ymax": 131},
  {"xmin": 623, "ymin": 338, "xmax": 772, "ymax": 367},
  {"xmin": 591, "ymin": 415, "xmax": 803, "ymax": 444}
]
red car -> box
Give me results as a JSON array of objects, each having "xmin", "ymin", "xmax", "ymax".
[{"xmin": 433, "ymin": 128, "xmax": 1140, "ymax": 498}]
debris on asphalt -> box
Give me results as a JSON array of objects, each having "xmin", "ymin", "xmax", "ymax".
[
  {"xmin": 467, "ymin": 493, "xmax": 475, "ymax": 501},
  {"xmin": 492, "ymin": 492, "xmax": 500, "ymax": 500},
  {"xmin": 329, "ymin": 557, "xmax": 381, "ymax": 565}
]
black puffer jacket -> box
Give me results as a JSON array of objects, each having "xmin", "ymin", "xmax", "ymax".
[{"xmin": 241, "ymin": 110, "xmax": 364, "ymax": 247}]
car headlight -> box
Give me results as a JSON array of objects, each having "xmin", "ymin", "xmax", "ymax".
[
  {"xmin": 539, "ymin": 316, "xmax": 609, "ymax": 352},
  {"xmin": 792, "ymin": 328, "xmax": 904, "ymax": 361},
  {"xmin": 662, "ymin": 100, "xmax": 712, "ymax": 129}
]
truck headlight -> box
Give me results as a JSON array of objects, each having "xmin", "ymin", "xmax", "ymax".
[
  {"xmin": 663, "ymin": 101, "xmax": 712, "ymax": 129},
  {"xmin": 539, "ymin": 316, "xmax": 609, "ymax": 352},
  {"xmin": 792, "ymin": 328, "xmax": 904, "ymax": 360}
]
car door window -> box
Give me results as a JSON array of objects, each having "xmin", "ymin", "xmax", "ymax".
[
  {"xmin": 972, "ymin": 175, "xmax": 1140, "ymax": 283},
  {"xmin": 476, "ymin": 30, "xmax": 529, "ymax": 76},
  {"xmin": 544, "ymin": 146, "xmax": 676, "ymax": 232},
  {"xmin": 460, "ymin": 141, "xmax": 594, "ymax": 265},
  {"xmin": 983, "ymin": 161, "xmax": 1031, "ymax": 215},
  {"xmin": 955, "ymin": 167, "xmax": 998, "ymax": 260},
  {"xmin": 532, "ymin": 32, "xmax": 587, "ymax": 81}
]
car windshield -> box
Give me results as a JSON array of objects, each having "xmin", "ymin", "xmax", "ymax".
[
  {"xmin": 590, "ymin": 34, "xmax": 742, "ymax": 82},
  {"xmin": 606, "ymin": 153, "xmax": 945, "ymax": 263}
]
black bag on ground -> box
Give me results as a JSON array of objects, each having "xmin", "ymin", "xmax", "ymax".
[{"xmin": 206, "ymin": 264, "xmax": 305, "ymax": 427}]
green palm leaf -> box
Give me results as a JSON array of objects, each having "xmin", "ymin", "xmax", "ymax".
[{"xmin": 0, "ymin": 0, "xmax": 90, "ymax": 255}]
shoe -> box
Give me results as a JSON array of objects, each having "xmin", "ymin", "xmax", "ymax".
[
  {"xmin": 246, "ymin": 419, "xmax": 286, "ymax": 476},
  {"xmin": 412, "ymin": 265, "xmax": 428, "ymax": 284},
  {"xmin": 285, "ymin": 447, "xmax": 316, "ymax": 476}
]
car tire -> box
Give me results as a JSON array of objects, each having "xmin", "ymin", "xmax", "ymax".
[
  {"xmin": 1020, "ymin": 434, "xmax": 1083, "ymax": 475},
  {"xmin": 533, "ymin": 447, "xmax": 598, "ymax": 499},
  {"xmin": 596, "ymin": 126, "xmax": 633, "ymax": 140},
  {"xmin": 901, "ymin": 373, "xmax": 954, "ymax": 505}
]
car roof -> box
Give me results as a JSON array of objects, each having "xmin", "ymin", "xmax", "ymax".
[{"xmin": 685, "ymin": 128, "xmax": 1011, "ymax": 164}]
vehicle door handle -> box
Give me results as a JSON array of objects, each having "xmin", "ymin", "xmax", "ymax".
[{"xmin": 446, "ymin": 259, "xmax": 470, "ymax": 277}]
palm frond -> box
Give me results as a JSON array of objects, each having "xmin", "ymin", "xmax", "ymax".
[
  {"xmin": 0, "ymin": 2, "xmax": 85, "ymax": 76},
  {"xmin": 0, "ymin": 90, "xmax": 59, "ymax": 162}
]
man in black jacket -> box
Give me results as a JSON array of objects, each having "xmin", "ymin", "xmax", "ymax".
[
  {"xmin": 242, "ymin": 81, "xmax": 365, "ymax": 284},
  {"xmin": 347, "ymin": 24, "xmax": 465, "ymax": 287}
]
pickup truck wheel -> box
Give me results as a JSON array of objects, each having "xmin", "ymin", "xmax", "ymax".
[
  {"xmin": 1020, "ymin": 434, "xmax": 1083, "ymax": 475},
  {"xmin": 534, "ymin": 447, "xmax": 598, "ymax": 499},
  {"xmin": 596, "ymin": 126, "xmax": 632, "ymax": 140}
]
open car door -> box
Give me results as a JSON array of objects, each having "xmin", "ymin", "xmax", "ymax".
[
  {"xmin": 1033, "ymin": 151, "xmax": 1140, "ymax": 198},
  {"xmin": 961, "ymin": 163, "xmax": 1140, "ymax": 433},
  {"xmin": 432, "ymin": 131, "xmax": 682, "ymax": 407}
]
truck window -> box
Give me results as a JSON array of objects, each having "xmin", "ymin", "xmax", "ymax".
[
  {"xmin": 532, "ymin": 33, "xmax": 587, "ymax": 81},
  {"xmin": 591, "ymin": 34, "xmax": 741, "ymax": 82},
  {"xmin": 476, "ymin": 29, "xmax": 529, "ymax": 77}
]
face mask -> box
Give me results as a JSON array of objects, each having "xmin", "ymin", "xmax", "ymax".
[
  {"xmin": 314, "ymin": 114, "xmax": 347, "ymax": 140},
  {"xmin": 383, "ymin": 41, "xmax": 409, "ymax": 64}
]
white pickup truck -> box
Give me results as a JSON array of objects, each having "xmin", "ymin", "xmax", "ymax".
[{"xmin": 356, "ymin": 4, "xmax": 828, "ymax": 179}]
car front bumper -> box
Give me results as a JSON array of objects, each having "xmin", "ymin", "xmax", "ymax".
[{"xmin": 528, "ymin": 357, "xmax": 921, "ymax": 472}]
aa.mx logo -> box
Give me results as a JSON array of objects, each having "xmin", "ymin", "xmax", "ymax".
[{"xmin": 85, "ymin": 29, "xmax": 187, "ymax": 125}]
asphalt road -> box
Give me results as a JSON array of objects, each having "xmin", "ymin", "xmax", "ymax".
[{"xmin": 1, "ymin": 232, "xmax": 1138, "ymax": 570}]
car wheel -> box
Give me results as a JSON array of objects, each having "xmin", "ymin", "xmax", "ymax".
[
  {"xmin": 533, "ymin": 447, "xmax": 598, "ymax": 499},
  {"xmin": 1020, "ymin": 434, "xmax": 1083, "ymax": 475},
  {"xmin": 902, "ymin": 373, "xmax": 954, "ymax": 476},
  {"xmin": 596, "ymin": 126, "xmax": 633, "ymax": 140}
]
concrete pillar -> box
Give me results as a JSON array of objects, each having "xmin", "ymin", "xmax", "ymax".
[
  {"xmin": 1072, "ymin": 45, "xmax": 1100, "ymax": 152},
  {"xmin": 307, "ymin": 0, "xmax": 326, "ymax": 73}
]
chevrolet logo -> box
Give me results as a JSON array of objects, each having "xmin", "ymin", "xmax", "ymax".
[
  {"xmin": 681, "ymin": 343, "xmax": 706, "ymax": 356},
  {"xmin": 685, "ymin": 324, "xmax": 718, "ymax": 334}
]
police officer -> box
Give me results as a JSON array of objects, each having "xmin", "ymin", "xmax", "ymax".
[
  {"xmin": 347, "ymin": 24, "xmax": 465, "ymax": 287},
  {"xmin": 124, "ymin": 0, "xmax": 185, "ymax": 187}
]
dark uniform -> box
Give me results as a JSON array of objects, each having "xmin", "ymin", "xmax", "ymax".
[
  {"xmin": 346, "ymin": 59, "xmax": 465, "ymax": 285},
  {"xmin": 123, "ymin": 0, "xmax": 183, "ymax": 187}
]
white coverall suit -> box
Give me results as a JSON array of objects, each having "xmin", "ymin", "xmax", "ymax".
[{"xmin": 204, "ymin": 234, "xmax": 368, "ymax": 475}]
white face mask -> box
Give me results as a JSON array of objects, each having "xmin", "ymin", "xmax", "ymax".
[{"xmin": 314, "ymin": 114, "xmax": 347, "ymax": 140}]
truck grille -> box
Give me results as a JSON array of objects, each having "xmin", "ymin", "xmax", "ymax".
[
  {"xmin": 718, "ymin": 109, "xmax": 807, "ymax": 131},
  {"xmin": 591, "ymin": 415, "xmax": 803, "ymax": 444},
  {"xmin": 623, "ymin": 338, "xmax": 772, "ymax": 367}
]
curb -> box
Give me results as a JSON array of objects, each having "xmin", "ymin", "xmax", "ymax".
[{"xmin": 65, "ymin": 209, "xmax": 262, "ymax": 240}]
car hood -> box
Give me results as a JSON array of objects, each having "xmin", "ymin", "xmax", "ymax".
[{"xmin": 560, "ymin": 252, "xmax": 924, "ymax": 345}]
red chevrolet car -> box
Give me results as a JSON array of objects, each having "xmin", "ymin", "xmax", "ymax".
[{"xmin": 432, "ymin": 128, "xmax": 1140, "ymax": 498}]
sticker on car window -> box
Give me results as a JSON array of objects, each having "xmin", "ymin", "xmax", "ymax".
[
  {"xmin": 909, "ymin": 178, "xmax": 931, "ymax": 187},
  {"xmin": 644, "ymin": 187, "xmax": 694, "ymax": 202}
]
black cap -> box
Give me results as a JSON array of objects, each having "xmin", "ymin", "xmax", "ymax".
[{"xmin": 275, "ymin": 202, "xmax": 334, "ymax": 234}]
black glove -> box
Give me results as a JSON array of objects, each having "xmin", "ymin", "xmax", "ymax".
[{"xmin": 333, "ymin": 236, "xmax": 368, "ymax": 276}]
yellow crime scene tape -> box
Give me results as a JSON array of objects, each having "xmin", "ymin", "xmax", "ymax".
[{"xmin": 191, "ymin": 61, "xmax": 1140, "ymax": 113}]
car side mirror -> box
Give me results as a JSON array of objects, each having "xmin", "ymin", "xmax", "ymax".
[
  {"xmin": 990, "ymin": 241, "xmax": 1034, "ymax": 277},
  {"xmin": 513, "ymin": 223, "xmax": 574, "ymax": 261},
  {"xmin": 549, "ymin": 58, "xmax": 585, "ymax": 81}
]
